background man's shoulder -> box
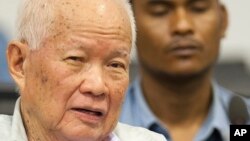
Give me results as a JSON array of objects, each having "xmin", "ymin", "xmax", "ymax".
[{"xmin": 114, "ymin": 122, "xmax": 167, "ymax": 141}]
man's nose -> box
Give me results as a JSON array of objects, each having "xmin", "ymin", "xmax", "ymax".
[
  {"xmin": 79, "ymin": 66, "xmax": 108, "ymax": 97},
  {"xmin": 170, "ymin": 8, "xmax": 194, "ymax": 36}
]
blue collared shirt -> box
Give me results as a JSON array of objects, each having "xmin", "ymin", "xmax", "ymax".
[{"xmin": 120, "ymin": 77, "xmax": 249, "ymax": 141}]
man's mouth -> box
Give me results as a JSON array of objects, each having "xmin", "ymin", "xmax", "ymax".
[
  {"xmin": 170, "ymin": 46, "xmax": 200, "ymax": 56},
  {"xmin": 71, "ymin": 107, "xmax": 106, "ymax": 124},
  {"xmin": 166, "ymin": 38, "xmax": 202, "ymax": 57},
  {"xmin": 72, "ymin": 108, "xmax": 104, "ymax": 116}
]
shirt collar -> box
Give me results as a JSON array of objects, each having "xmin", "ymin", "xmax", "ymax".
[
  {"xmin": 108, "ymin": 132, "xmax": 121, "ymax": 141},
  {"xmin": 11, "ymin": 98, "xmax": 28, "ymax": 141},
  {"xmin": 133, "ymin": 77, "xmax": 163, "ymax": 128},
  {"xmin": 195, "ymin": 82, "xmax": 231, "ymax": 141},
  {"xmin": 133, "ymin": 77, "xmax": 232, "ymax": 141}
]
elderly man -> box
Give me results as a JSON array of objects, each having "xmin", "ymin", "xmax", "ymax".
[
  {"xmin": 0, "ymin": 0, "xmax": 167, "ymax": 141},
  {"xmin": 120, "ymin": 0, "xmax": 249, "ymax": 141}
]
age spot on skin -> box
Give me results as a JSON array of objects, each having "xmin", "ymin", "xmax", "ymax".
[
  {"xmin": 41, "ymin": 4, "xmax": 45, "ymax": 9},
  {"xmin": 41, "ymin": 76, "xmax": 48, "ymax": 84}
]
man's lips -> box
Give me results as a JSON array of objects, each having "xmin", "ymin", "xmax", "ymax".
[
  {"xmin": 170, "ymin": 46, "xmax": 200, "ymax": 56},
  {"xmin": 166, "ymin": 38, "xmax": 202, "ymax": 56},
  {"xmin": 72, "ymin": 108, "xmax": 104, "ymax": 116},
  {"xmin": 71, "ymin": 107, "xmax": 106, "ymax": 124}
]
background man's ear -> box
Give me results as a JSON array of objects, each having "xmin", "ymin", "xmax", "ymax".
[
  {"xmin": 219, "ymin": 4, "xmax": 229, "ymax": 38},
  {"xmin": 7, "ymin": 41, "xmax": 29, "ymax": 89}
]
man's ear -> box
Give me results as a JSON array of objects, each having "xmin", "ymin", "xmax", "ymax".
[
  {"xmin": 219, "ymin": 4, "xmax": 229, "ymax": 38},
  {"xmin": 6, "ymin": 41, "xmax": 29, "ymax": 89}
]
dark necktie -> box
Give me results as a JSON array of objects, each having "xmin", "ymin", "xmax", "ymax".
[
  {"xmin": 205, "ymin": 129, "xmax": 223, "ymax": 141},
  {"xmin": 149, "ymin": 123, "xmax": 170, "ymax": 140}
]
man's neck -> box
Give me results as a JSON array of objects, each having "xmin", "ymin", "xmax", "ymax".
[
  {"xmin": 140, "ymin": 70, "xmax": 213, "ymax": 141},
  {"xmin": 140, "ymin": 70, "xmax": 213, "ymax": 126},
  {"xmin": 20, "ymin": 104, "xmax": 57, "ymax": 141}
]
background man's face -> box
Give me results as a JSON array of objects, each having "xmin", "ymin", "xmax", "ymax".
[
  {"xmin": 133, "ymin": 0, "xmax": 227, "ymax": 77},
  {"xmin": 18, "ymin": 0, "xmax": 132, "ymax": 140}
]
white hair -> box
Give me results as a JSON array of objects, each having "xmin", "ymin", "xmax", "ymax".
[
  {"xmin": 16, "ymin": 0, "xmax": 55, "ymax": 49},
  {"xmin": 123, "ymin": 0, "xmax": 136, "ymax": 58},
  {"xmin": 16, "ymin": 0, "xmax": 136, "ymax": 51}
]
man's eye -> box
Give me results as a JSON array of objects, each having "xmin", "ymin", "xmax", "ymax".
[
  {"xmin": 149, "ymin": 6, "xmax": 170, "ymax": 17},
  {"xmin": 108, "ymin": 62, "xmax": 126, "ymax": 70},
  {"xmin": 151, "ymin": 10, "xmax": 169, "ymax": 17},
  {"xmin": 65, "ymin": 56, "xmax": 84, "ymax": 62},
  {"xmin": 190, "ymin": 2, "xmax": 210, "ymax": 13},
  {"xmin": 68, "ymin": 56, "xmax": 82, "ymax": 61},
  {"xmin": 191, "ymin": 6, "xmax": 208, "ymax": 13}
]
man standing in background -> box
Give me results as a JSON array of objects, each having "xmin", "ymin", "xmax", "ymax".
[{"xmin": 120, "ymin": 0, "xmax": 249, "ymax": 141}]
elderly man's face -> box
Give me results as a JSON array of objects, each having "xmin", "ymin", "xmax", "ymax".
[{"xmin": 8, "ymin": 0, "xmax": 132, "ymax": 140}]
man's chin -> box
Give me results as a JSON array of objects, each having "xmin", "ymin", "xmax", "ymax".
[
  {"xmin": 151, "ymin": 68, "xmax": 211, "ymax": 83},
  {"xmin": 60, "ymin": 127, "xmax": 104, "ymax": 141}
]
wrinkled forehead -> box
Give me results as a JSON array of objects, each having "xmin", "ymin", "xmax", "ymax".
[
  {"xmin": 45, "ymin": 0, "xmax": 132, "ymax": 48},
  {"xmin": 138, "ymin": 0, "xmax": 219, "ymax": 3},
  {"xmin": 59, "ymin": 0, "xmax": 125, "ymax": 19},
  {"xmin": 54, "ymin": 0, "xmax": 131, "ymax": 35}
]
